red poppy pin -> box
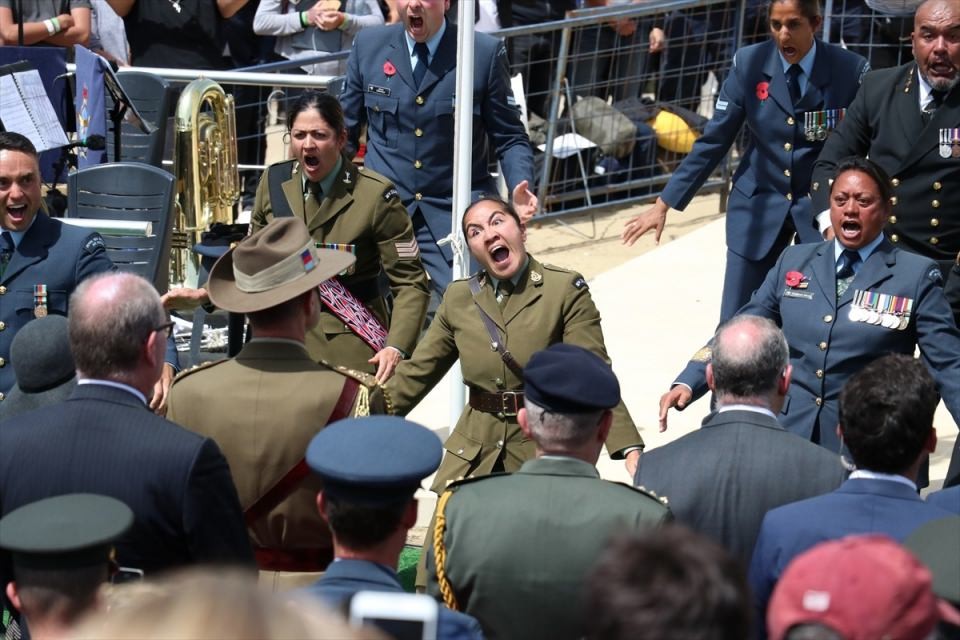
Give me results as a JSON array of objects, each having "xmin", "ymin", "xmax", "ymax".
[
  {"xmin": 383, "ymin": 60, "xmax": 396, "ymax": 76},
  {"xmin": 785, "ymin": 271, "xmax": 808, "ymax": 288},
  {"xmin": 756, "ymin": 81, "xmax": 770, "ymax": 102}
]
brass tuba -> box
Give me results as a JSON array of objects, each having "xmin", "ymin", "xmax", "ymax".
[{"xmin": 170, "ymin": 78, "xmax": 240, "ymax": 288}]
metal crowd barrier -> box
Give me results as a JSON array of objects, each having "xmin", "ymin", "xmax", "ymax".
[{"xmin": 102, "ymin": 0, "xmax": 917, "ymax": 221}]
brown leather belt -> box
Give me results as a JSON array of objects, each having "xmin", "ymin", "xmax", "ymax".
[
  {"xmin": 469, "ymin": 389, "xmax": 524, "ymax": 417},
  {"xmin": 254, "ymin": 547, "xmax": 334, "ymax": 572}
]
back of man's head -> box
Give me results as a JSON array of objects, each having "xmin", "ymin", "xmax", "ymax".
[
  {"xmin": 69, "ymin": 272, "xmax": 164, "ymax": 381},
  {"xmin": 710, "ymin": 315, "xmax": 789, "ymax": 406},
  {"xmin": 319, "ymin": 496, "xmax": 410, "ymax": 551},
  {"xmin": 838, "ymin": 354, "xmax": 939, "ymax": 474},
  {"xmin": 584, "ymin": 526, "xmax": 751, "ymax": 640}
]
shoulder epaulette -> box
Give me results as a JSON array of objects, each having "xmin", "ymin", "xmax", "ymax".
[
  {"xmin": 634, "ymin": 483, "xmax": 671, "ymax": 506},
  {"xmin": 443, "ymin": 471, "xmax": 511, "ymax": 492},
  {"xmin": 330, "ymin": 362, "xmax": 379, "ymax": 388},
  {"xmin": 171, "ymin": 358, "xmax": 228, "ymax": 385}
]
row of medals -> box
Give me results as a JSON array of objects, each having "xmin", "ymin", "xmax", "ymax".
[
  {"xmin": 848, "ymin": 289, "xmax": 913, "ymax": 330},
  {"xmin": 939, "ymin": 128, "xmax": 960, "ymax": 158},
  {"xmin": 804, "ymin": 109, "xmax": 845, "ymax": 142}
]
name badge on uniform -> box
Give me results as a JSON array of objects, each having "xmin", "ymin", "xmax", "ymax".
[
  {"xmin": 316, "ymin": 242, "xmax": 357, "ymax": 276},
  {"xmin": 367, "ymin": 84, "xmax": 391, "ymax": 96},
  {"xmin": 33, "ymin": 284, "xmax": 47, "ymax": 318},
  {"xmin": 939, "ymin": 128, "xmax": 960, "ymax": 159},
  {"xmin": 803, "ymin": 108, "xmax": 845, "ymax": 142},
  {"xmin": 848, "ymin": 289, "xmax": 913, "ymax": 330}
]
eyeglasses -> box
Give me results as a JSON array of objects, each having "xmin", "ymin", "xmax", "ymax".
[{"xmin": 154, "ymin": 321, "xmax": 175, "ymax": 338}]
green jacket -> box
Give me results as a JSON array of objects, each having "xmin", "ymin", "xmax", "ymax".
[
  {"xmin": 386, "ymin": 256, "xmax": 643, "ymax": 491},
  {"xmin": 426, "ymin": 456, "xmax": 671, "ymax": 640},
  {"xmin": 251, "ymin": 156, "xmax": 430, "ymax": 373}
]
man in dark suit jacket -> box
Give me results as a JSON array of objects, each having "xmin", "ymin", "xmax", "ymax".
[
  {"xmin": 810, "ymin": 0, "xmax": 960, "ymax": 327},
  {"xmin": 0, "ymin": 272, "xmax": 253, "ymax": 597},
  {"xmin": 748, "ymin": 354, "xmax": 956, "ymax": 635},
  {"xmin": 635, "ymin": 315, "xmax": 846, "ymax": 563},
  {"xmin": 340, "ymin": 0, "xmax": 536, "ymax": 294}
]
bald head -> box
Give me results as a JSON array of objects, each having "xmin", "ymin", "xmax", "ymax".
[
  {"xmin": 710, "ymin": 315, "xmax": 789, "ymax": 406},
  {"xmin": 70, "ymin": 273, "xmax": 165, "ymax": 382},
  {"xmin": 912, "ymin": 0, "xmax": 960, "ymax": 92}
]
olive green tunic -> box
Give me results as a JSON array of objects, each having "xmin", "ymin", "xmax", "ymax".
[
  {"xmin": 386, "ymin": 256, "xmax": 644, "ymax": 492},
  {"xmin": 251, "ymin": 155, "xmax": 430, "ymax": 373}
]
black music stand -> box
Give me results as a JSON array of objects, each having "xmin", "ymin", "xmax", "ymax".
[{"xmin": 102, "ymin": 65, "xmax": 153, "ymax": 161}]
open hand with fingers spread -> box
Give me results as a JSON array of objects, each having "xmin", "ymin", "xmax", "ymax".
[{"xmin": 622, "ymin": 197, "xmax": 669, "ymax": 246}]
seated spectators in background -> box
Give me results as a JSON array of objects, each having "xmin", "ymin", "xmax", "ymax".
[
  {"xmin": 424, "ymin": 343, "xmax": 671, "ymax": 640},
  {"xmin": 0, "ymin": 494, "xmax": 132, "ymax": 640},
  {"xmin": 767, "ymin": 535, "xmax": 960, "ymax": 640},
  {"xmin": 302, "ymin": 415, "xmax": 485, "ymax": 640},
  {"xmin": 254, "ymin": 0, "xmax": 384, "ymax": 76},
  {"xmin": 749, "ymin": 353, "xmax": 956, "ymax": 634},
  {"xmin": 583, "ymin": 526, "xmax": 751, "ymax": 640},
  {"xmin": 167, "ymin": 218, "xmax": 388, "ymax": 586},
  {"xmin": 88, "ymin": 0, "xmax": 127, "ymax": 65},
  {"xmin": 0, "ymin": 0, "xmax": 90, "ymax": 51},
  {"xmin": 0, "ymin": 315, "xmax": 77, "ymax": 421},
  {"xmin": 72, "ymin": 568, "xmax": 374, "ymax": 640},
  {"xmin": 0, "ymin": 272, "xmax": 254, "ymax": 588},
  {"xmin": 635, "ymin": 315, "xmax": 847, "ymax": 563}
]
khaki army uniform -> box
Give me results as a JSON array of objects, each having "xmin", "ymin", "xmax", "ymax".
[
  {"xmin": 167, "ymin": 340, "xmax": 389, "ymax": 588},
  {"xmin": 386, "ymin": 256, "xmax": 644, "ymax": 492},
  {"xmin": 425, "ymin": 457, "xmax": 671, "ymax": 640},
  {"xmin": 251, "ymin": 155, "xmax": 430, "ymax": 373}
]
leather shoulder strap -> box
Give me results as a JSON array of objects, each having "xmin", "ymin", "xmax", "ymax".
[
  {"xmin": 467, "ymin": 275, "xmax": 525, "ymax": 379},
  {"xmin": 268, "ymin": 160, "xmax": 297, "ymax": 219},
  {"xmin": 243, "ymin": 377, "xmax": 360, "ymax": 526}
]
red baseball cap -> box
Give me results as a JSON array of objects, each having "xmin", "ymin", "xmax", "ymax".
[{"xmin": 768, "ymin": 534, "xmax": 960, "ymax": 640}]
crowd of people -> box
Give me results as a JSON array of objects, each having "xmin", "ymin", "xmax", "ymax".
[{"xmin": 2, "ymin": 0, "xmax": 960, "ymax": 638}]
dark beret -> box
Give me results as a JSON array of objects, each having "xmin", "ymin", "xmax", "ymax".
[
  {"xmin": 11, "ymin": 315, "xmax": 75, "ymax": 391},
  {"xmin": 524, "ymin": 343, "xmax": 620, "ymax": 413},
  {"xmin": 306, "ymin": 416, "xmax": 442, "ymax": 505}
]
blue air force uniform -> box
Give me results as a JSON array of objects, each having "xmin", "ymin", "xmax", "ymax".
[
  {"xmin": 0, "ymin": 214, "xmax": 113, "ymax": 396},
  {"xmin": 676, "ymin": 239, "xmax": 960, "ymax": 453},
  {"xmin": 341, "ymin": 20, "xmax": 535, "ymax": 292},
  {"xmin": 660, "ymin": 39, "xmax": 868, "ymax": 321}
]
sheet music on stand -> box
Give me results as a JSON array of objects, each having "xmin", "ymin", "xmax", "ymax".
[
  {"xmin": 0, "ymin": 61, "xmax": 70, "ymax": 151},
  {"xmin": 104, "ymin": 65, "xmax": 153, "ymax": 135}
]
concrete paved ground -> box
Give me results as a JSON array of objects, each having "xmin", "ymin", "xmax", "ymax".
[{"xmin": 408, "ymin": 193, "xmax": 958, "ymax": 534}]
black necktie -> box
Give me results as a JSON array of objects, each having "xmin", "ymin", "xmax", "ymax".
[
  {"xmin": 786, "ymin": 64, "xmax": 803, "ymax": 107},
  {"xmin": 837, "ymin": 248, "xmax": 860, "ymax": 279},
  {"xmin": 923, "ymin": 88, "xmax": 947, "ymax": 123},
  {"xmin": 496, "ymin": 280, "xmax": 513, "ymax": 307},
  {"xmin": 413, "ymin": 42, "xmax": 429, "ymax": 87},
  {"xmin": 0, "ymin": 232, "xmax": 13, "ymax": 278}
]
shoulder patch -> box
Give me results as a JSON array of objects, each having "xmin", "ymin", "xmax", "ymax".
[
  {"xmin": 690, "ymin": 346, "xmax": 712, "ymax": 363},
  {"xmin": 573, "ymin": 276, "xmax": 588, "ymax": 290},
  {"xmin": 383, "ymin": 187, "xmax": 400, "ymax": 202},
  {"xmin": 84, "ymin": 234, "xmax": 106, "ymax": 254},
  {"xmin": 171, "ymin": 358, "xmax": 228, "ymax": 386},
  {"xmin": 927, "ymin": 267, "xmax": 943, "ymax": 284},
  {"xmin": 445, "ymin": 471, "xmax": 511, "ymax": 492}
]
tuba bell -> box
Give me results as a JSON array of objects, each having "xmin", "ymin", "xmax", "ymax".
[{"xmin": 170, "ymin": 78, "xmax": 240, "ymax": 288}]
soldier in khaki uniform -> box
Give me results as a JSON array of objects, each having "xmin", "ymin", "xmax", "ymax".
[
  {"xmin": 425, "ymin": 344, "xmax": 670, "ymax": 640},
  {"xmin": 387, "ymin": 197, "xmax": 644, "ymax": 493},
  {"xmin": 167, "ymin": 218, "xmax": 388, "ymax": 590},
  {"xmin": 251, "ymin": 91, "xmax": 430, "ymax": 382}
]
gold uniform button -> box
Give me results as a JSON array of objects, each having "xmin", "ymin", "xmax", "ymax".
[
  {"xmin": 823, "ymin": 314, "xmax": 833, "ymax": 323},
  {"xmin": 784, "ymin": 142, "xmax": 792, "ymax": 151},
  {"xmin": 890, "ymin": 196, "xmax": 898, "ymax": 206},
  {"xmin": 497, "ymin": 439, "xmax": 504, "ymax": 448},
  {"xmin": 787, "ymin": 117, "xmax": 795, "ymax": 125},
  {"xmin": 819, "ymin": 341, "xmax": 827, "ymax": 351},
  {"xmin": 415, "ymin": 128, "xmax": 423, "ymax": 137},
  {"xmin": 889, "ymin": 215, "xmax": 898, "ymax": 224},
  {"xmin": 0, "ymin": 286, "xmax": 5, "ymax": 295},
  {"xmin": 414, "ymin": 160, "xmax": 422, "ymax": 169},
  {"xmin": 416, "ymin": 96, "xmax": 424, "ymax": 105},
  {"xmin": 933, "ymin": 181, "xmax": 942, "ymax": 191},
  {"xmin": 784, "ymin": 169, "xmax": 791, "ymax": 177},
  {"xmin": 0, "ymin": 392, "xmax": 5, "ymax": 401},
  {"xmin": 890, "ymin": 234, "xmax": 899, "ymax": 242},
  {"xmin": 0, "ymin": 357, "xmax": 5, "ymax": 367},
  {"xmin": 0, "ymin": 321, "xmax": 5, "ymax": 331},
  {"xmin": 932, "ymin": 199, "xmax": 940, "ymax": 208},
  {"xmin": 931, "ymin": 218, "xmax": 940, "ymax": 227},
  {"xmin": 812, "ymin": 181, "xmax": 819, "ymax": 191},
  {"xmin": 786, "ymin": 192, "xmax": 793, "ymax": 201},
  {"xmin": 457, "ymin": 447, "xmax": 464, "ymax": 455},
  {"xmin": 816, "ymin": 369, "xmax": 824, "ymax": 379},
  {"xmin": 891, "ymin": 178, "xmax": 900, "ymax": 187},
  {"xmin": 495, "ymin": 378, "xmax": 504, "ymax": 387},
  {"xmin": 931, "ymin": 237, "xmax": 939, "ymax": 245},
  {"xmin": 373, "ymin": 105, "xmax": 380, "ymax": 113},
  {"xmin": 414, "ymin": 192, "xmax": 422, "ymax": 201},
  {"xmin": 815, "ymin": 397, "xmax": 823, "ymax": 407}
]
